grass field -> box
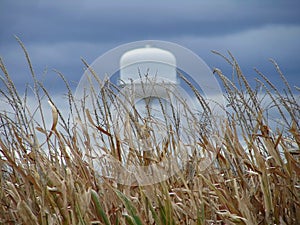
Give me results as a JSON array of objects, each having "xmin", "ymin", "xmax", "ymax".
[{"xmin": 0, "ymin": 42, "xmax": 299, "ymax": 224}]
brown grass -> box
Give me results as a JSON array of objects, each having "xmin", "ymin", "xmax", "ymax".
[{"xmin": 0, "ymin": 42, "xmax": 299, "ymax": 224}]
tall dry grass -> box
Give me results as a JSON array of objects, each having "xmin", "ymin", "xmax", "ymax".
[{"xmin": 0, "ymin": 41, "xmax": 299, "ymax": 224}]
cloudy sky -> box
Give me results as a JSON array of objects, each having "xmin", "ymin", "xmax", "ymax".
[{"xmin": 0, "ymin": 0, "xmax": 300, "ymax": 97}]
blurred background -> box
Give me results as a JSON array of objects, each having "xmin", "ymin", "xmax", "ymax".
[{"xmin": 0, "ymin": 0, "xmax": 299, "ymax": 96}]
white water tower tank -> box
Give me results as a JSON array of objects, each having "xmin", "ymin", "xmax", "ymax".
[{"xmin": 120, "ymin": 45, "xmax": 177, "ymax": 84}]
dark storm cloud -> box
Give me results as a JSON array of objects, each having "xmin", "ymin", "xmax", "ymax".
[
  {"xmin": 0, "ymin": 0, "xmax": 300, "ymax": 93},
  {"xmin": 1, "ymin": 0, "xmax": 299, "ymax": 44}
]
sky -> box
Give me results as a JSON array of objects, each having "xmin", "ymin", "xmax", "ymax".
[{"xmin": 0, "ymin": 0, "xmax": 300, "ymax": 98}]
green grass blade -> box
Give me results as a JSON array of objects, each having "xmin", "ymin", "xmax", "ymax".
[
  {"xmin": 115, "ymin": 189, "xmax": 143, "ymax": 225},
  {"xmin": 91, "ymin": 189, "xmax": 111, "ymax": 225}
]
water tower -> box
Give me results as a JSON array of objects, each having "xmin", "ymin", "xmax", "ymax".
[{"xmin": 118, "ymin": 45, "xmax": 179, "ymax": 130}]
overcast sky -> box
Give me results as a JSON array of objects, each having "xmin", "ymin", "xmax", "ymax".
[{"xmin": 0, "ymin": 0, "xmax": 300, "ymax": 96}]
